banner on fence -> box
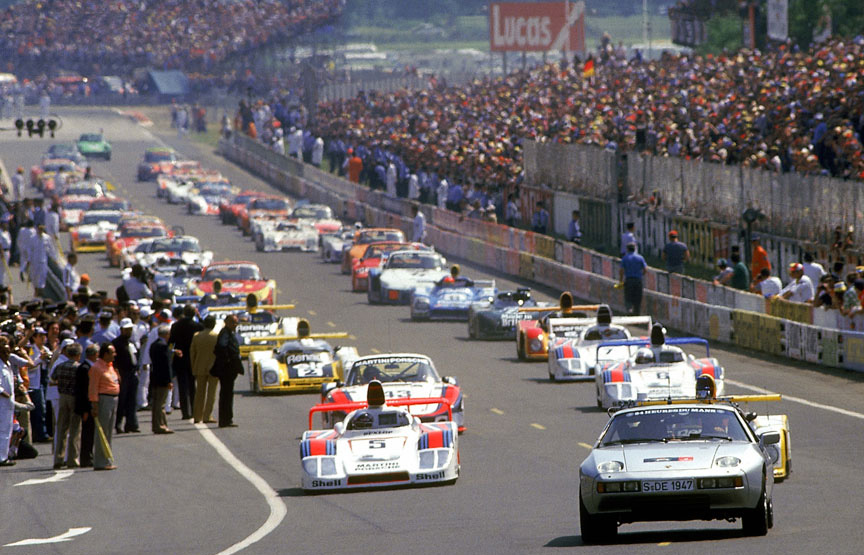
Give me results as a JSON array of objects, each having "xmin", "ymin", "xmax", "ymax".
[
  {"xmin": 785, "ymin": 321, "xmax": 803, "ymax": 359},
  {"xmin": 732, "ymin": 310, "xmax": 783, "ymax": 356},
  {"xmin": 768, "ymin": 296, "xmax": 813, "ymax": 325},
  {"xmin": 843, "ymin": 332, "xmax": 864, "ymax": 372},
  {"xmin": 821, "ymin": 330, "xmax": 841, "ymax": 367}
]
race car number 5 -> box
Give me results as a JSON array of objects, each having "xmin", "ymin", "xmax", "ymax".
[{"xmin": 369, "ymin": 440, "xmax": 386, "ymax": 449}]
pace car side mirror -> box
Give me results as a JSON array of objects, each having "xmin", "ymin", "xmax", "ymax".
[
  {"xmin": 442, "ymin": 376, "xmax": 458, "ymax": 385},
  {"xmin": 759, "ymin": 431, "xmax": 780, "ymax": 445}
]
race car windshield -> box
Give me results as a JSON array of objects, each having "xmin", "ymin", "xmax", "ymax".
[
  {"xmin": 79, "ymin": 134, "xmax": 103, "ymax": 142},
  {"xmin": 65, "ymin": 186, "xmax": 101, "ymax": 197},
  {"xmin": 62, "ymin": 199, "xmax": 92, "ymax": 209},
  {"xmin": 359, "ymin": 231, "xmax": 405, "ymax": 244},
  {"xmin": 252, "ymin": 199, "xmax": 289, "ymax": 211},
  {"xmin": 347, "ymin": 358, "xmax": 438, "ymax": 385},
  {"xmin": 363, "ymin": 244, "xmax": 404, "ymax": 259},
  {"xmin": 82, "ymin": 212, "xmax": 122, "ymax": 225},
  {"xmin": 144, "ymin": 151, "xmax": 175, "ymax": 163},
  {"xmin": 123, "ymin": 227, "xmax": 165, "ymax": 238},
  {"xmin": 91, "ymin": 200, "xmax": 127, "ymax": 211},
  {"xmin": 204, "ymin": 265, "xmax": 261, "ymax": 281},
  {"xmin": 386, "ymin": 254, "xmax": 441, "ymax": 269},
  {"xmin": 151, "ymin": 238, "xmax": 200, "ymax": 253},
  {"xmin": 200, "ymin": 185, "xmax": 231, "ymax": 196},
  {"xmin": 600, "ymin": 408, "xmax": 750, "ymax": 446},
  {"xmin": 292, "ymin": 206, "xmax": 331, "ymax": 219}
]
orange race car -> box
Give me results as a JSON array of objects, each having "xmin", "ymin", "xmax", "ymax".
[{"xmin": 341, "ymin": 227, "xmax": 406, "ymax": 274}]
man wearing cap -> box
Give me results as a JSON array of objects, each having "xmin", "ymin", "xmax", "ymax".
[
  {"xmin": 112, "ymin": 319, "xmax": 139, "ymax": 434},
  {"xmin": 749, "ymin": 235, "xmax": 771, "ymax": 287},
  {"xmin": 619, "ymin": 242, "xmax": 646, "ymax": 315},
  {"xmin": 662, "ymin": 230, "xmax": 690, "ymax": 273},
  {"xmin": 88, "ymin": 343, "xmax": 119, "ymax": 470},
  {"xmin": 779, "ymin": 263, "xmax": 815, "ymax": 303},
  {"xmin": 712, "ymin": 259, "xmax": 734, "ymax": 286}
]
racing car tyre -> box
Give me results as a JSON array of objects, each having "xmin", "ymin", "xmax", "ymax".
[
  {"xmin": 468, "ymin": 319, "xmax": 476, "ymax": 339},
  {"xmin": 595, "ymin": 385, "xmax": 602, "ymax": 408},
  {"xmin": 741, "ymin": 489, "xmax": 772, "ymax": 536},
  {"xmin": 517, "ymin": 335, "xmax": 526, "ymax": 361},
  {"xmin": 579, "ymin": 493, "xmax": 617, "ymax": 544}
]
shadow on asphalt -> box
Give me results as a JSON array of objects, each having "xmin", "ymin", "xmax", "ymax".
[
  {"xmin": 277, "ymin": 487, "xmax": 306, "ymax": 497},
  {"xmin": 545, "ymin": 527, "xmax": 745, "ymax": 547}
]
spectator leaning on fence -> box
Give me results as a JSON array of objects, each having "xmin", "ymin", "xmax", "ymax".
[
  {"xmin": 752, "ymin": 268, "xmax": 782, "ymax": 298},
  {"xmin": 662, "ymin": 230, "xmax": 689, "ymax": 274},
  {"xmin": 778, "ymin": 263, "xmax": 814, "ymax": 303},
  {"xmin": 712, "ymin": 258, "xmax": 733, "ymax": 286},
  {"xmin": 729, "ymin": 253, "xmax": 750, "ymax": 291}
]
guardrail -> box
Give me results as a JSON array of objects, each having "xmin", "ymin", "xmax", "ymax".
[{"xmin": 219, "ymin": 135, "xmax": 864, "ymax": 373}]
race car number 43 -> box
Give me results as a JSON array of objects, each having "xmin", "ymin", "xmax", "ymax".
[{"xmin": 642, "ymin": 479, "xmax": 694, "ymax": 493}]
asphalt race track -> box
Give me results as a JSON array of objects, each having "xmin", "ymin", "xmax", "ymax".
[{"xmin": 1, "ymin": 108, "xmax": 863, "ymax": 554}]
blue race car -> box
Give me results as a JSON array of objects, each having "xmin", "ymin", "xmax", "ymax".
[
  {"xmin": 410, "ymin": 276, "xmax": 496, "ymax": 321},
  {"xmin": 467, "ymin": 288, "xmax": 554, "ymax": 339}
]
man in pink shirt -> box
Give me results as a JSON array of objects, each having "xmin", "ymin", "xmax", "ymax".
[{"xmin": 88, "ymin": 343, "xmax": 119, "ymax": 471}]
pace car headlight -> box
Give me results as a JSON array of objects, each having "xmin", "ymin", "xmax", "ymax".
[
  {"xmin": 302, "ymin": 458, "xmax": 318, "ymax": 474},
  {"xmin": 262, "ymin": 370, "xmax": 279, "ymax": 385},
  {"xmin": 714, "ymin": 456, "xmax": 741, "ymax": 468},
  {"xmin": 597, "ymin": 460, "xmax": 624, "ymax": 473}
]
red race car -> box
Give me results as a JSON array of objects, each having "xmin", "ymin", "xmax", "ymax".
[{"xmin": 193, "ymin": 261, "xmax": 276, "ymax": 304}]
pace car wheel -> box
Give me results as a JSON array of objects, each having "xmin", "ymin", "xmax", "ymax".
[
  {"xmin": 742, "ymin": 489, "xmax": 771, "ymax": 536},
  {"xmin": 579, "ymin": 493, "xmax": 617, "ymax": 544}
]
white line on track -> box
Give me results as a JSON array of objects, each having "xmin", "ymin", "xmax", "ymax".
[
  {"xmin": 194, "ymin": 423, "xmax": 287, "ymax": 555},
  {"xmin": 727, "ymin": 379, "xmax": 864, "ymax": 420}
]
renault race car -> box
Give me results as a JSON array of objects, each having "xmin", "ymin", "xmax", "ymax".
[
  {"xmin": 367, "ymin": 250, "xmax": 448, "ymax": 305},
  {"xmin": 594, "ymin": 325, "xmax": 726, "ymax": 409},
  {"xmin": 578, "ymin": 393, "xmax": 781, "ymax": 543},
  {"xmin": 467, "ymin": 288, "xmax": 555, "ymax": 340},
  {"xmin": 247, "ymin": 322, "xmax": 357, "ymax": 393},
  {"xmin": 410, "ymin": 276, "xmax": 496, "ymax": 321},
  {"xmin": 255, "ymin": 220, "xmax": 318, "ymax": 252},
  {"xmin": 547, "ymin": 309, "xmax": 653, "ymax": 381},
  {"xmin": 342, "ymin": 228, "xmax": 407, "ymax": 274},
  {"xmin": 320, "ymin": 353, "xmax": 464, "ymax": 432},
  {"xmin": 193, "ymin": 261, "xmax": 276, "ymax": 304},
  {"xmin": 301, "ymin": 380, "xmax": 459, "ymax": 491}
]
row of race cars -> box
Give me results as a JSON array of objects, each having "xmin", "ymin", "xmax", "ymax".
[{"xmin": 39, "ymin": 142, "xmax": 792, "ymax": 541}]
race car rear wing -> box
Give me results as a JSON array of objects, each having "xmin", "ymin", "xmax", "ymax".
[
  {"xmin": 308, "ymin": 397, "xmax": 453, "ymax": 429},
  {"xmin": 518, "ymin": 304, "xmax": 599, "ymax": 313},
  {"xmin": 207, "ymin": 304, "xmax": 296, "ymax": 312},
  {"xmin": 597, "ymin": 337, "xmax": 711, "ymax": 356},
  {"xmin": 610, "ymin": 315, "xmax": 653, "ymax": 330},
  {"xmin": 250, "ymin": 332, "xmax": 349, "ymax": 342}
]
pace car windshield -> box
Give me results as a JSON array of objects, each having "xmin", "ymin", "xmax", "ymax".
[
  {"xmin": 600, "ymin": 407, "xmax": 750, "ymax": 446},
  {"xmin": 347, "ymin": 357, "xmax": 439, "ymax": 385},
  {"xmin": 386, "ymin": 253, "xmax": 442, "ymax": 269}
]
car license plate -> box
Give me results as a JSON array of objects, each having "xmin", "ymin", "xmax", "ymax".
[{"xmin": 641, "ymin": 479, "xmax": 694, "ymax": 493}]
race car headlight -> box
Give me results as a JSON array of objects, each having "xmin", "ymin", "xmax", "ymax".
[
  {"xmin": 319, "ymin": 457, "xmax": 338, "ymax": 476},
  {"xmin": 302, "ymin": 458, "xmax": 318, "ymax": 475},
  {"xmin": 414, "ymin": 298, "xmax": 429, "ymax": 308},
  {"xmin": 597, "ymin": 460, "xmax": 624, "ymax": 473},
  {"xmin": 262, "ymin": 370, "xmax": 279, "ymax": 385},
  {"xmin": 530, "ymin": 339, "xmax": 543, "ymax": 351},
  {"xmin": 419, "ymin": 450, "xmax": 436, "ymax": 469},
  {"xmin": 714, "ymin": 456, "xmax": 741, "ymax": 468}
]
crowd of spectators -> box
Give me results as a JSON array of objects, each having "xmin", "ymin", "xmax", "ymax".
[{"xmin": 0, "ymin": 0, "xmax": 344, "ymax": 78}]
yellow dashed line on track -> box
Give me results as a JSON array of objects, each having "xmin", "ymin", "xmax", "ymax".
[
  {"xmin": 307, "ymin": 310, "xmax": 316, "ymax": 316},
  {"xmin": 530, "ymin": 423, "xmax": 546, "ymax": 430},
  {"xmin": 490, "ymin": 408, "xmax": 504, "ymax": 415},
  {"xmin": 370, "ymin": 348, "xmax": 381, "ymax": 354},
  {"xmin": 326, "ymin": 321, "xmax": 336, "ymax": 328},
  {"xmin": 578, "ymin": 442, "xmax": 593, "ymax": 450}
]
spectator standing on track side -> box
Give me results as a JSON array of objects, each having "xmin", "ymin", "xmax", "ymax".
[
  {"xmin": 190, "ymin": 315, "xmax": 219, "ymax": 424},
  {"xmin": 619, "ymin": 242, "xmax": 646, "ymax": 315},
  {"xmin": 149, "ymin": 325, "xmax": 174, "ymax": 434},
  {"xmin": 841, "ymin": 273, "xmax": 861, "ymax": 317},
  {"xmin": 11, "ymin": 167, "xmax": 24, "ymax": 203},
  {"xmin": 730, "ymin": 253, "xmax": 750, "ymax": 291},
  {"xmin": 346, "ymin": 149, "xmax": 362, "ymax": 184},
  {"xmin": 0, "ymin": 336, "xmax": 15, "ymax": 466},
  {"xmin": 88, "ymin": 343, "xmax": 119, "ymax": 471},
  {"xmin": 211, "ymin": 314, "xmax": 242, "ymax": 428},
  {"xmin": 168, "ymin": 305, "xmax": 202, "ymax": 421},
  {"xmin": 531, "ymin": 201, "xmax": 549, "ymax": 234},
  {"xmin": 620, "ymin": 222, "xmax": 637, "ymax": 255},
  {"xmin": 63, "ymin": 252, "xmax": 80, "ymax": 299},
  {"xmin": 51, "ymin": 342, "xmax": 82, "ymax": 469},
  {"xmin": 411, "ymin": 204, "xmax": 426, "ymax": 244},
  {"xmin": 436, "ymin": 178, "xmax": 449, "ymax": 210},
  {"xmin": 778, "ymin": 263, "xmax": 814, "ymax": 303},
  {"xmin": 75, "ymin": 343, "xmax": 97, "ymax": 467},
  {"xmin": 567, "ymin": 210, "xmax": 582, "ymax": 243},
  {"xmin": 749, "ymin": 235, "xmax": 771, "ymax": 288},
  {"xmin": 505, "ymin": 194, "xmax": 519, "ymax": 227},
  {"xmin": 662, "ymin": 230, "xmax": 689, "ymax": 274},
  {"xmin": 111, "ymin": 319, "xmax": 138, "ymax": 434},
  {"xmin": 311, "ymin": 137, "xmax": 324, "ymax": 168}
]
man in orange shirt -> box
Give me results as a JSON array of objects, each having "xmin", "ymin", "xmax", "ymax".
[
  {"xmin": 347, "ymin": 148, "xmax": 363, "ymax": 183},
  {"xmin": 88, "ymin": 343, "xmax": 120, "ymax": 471},
  {"xmin": 750, "ymin": 235, "xmax": 771, "ymax": 287}
]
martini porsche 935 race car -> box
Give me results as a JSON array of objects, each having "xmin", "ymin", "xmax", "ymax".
[
  {"xmin": 467, "ymin": 288, "xmax": 555, "ymax": 340},
  {"xmin": 320, "ymin": 353, "xmax": 464, "ymax": 432},
  {"xmin": 247, "ymin": 320, "xmax": 358, "ymax": 393},
  {"xmin": 301, "ymin": 380, "xmax": 459, "ymax": 491},
  {"xmin": 410, "ymin": 275, "xmax": 496, "ymax": 321},
  {"xmin": 547, "ymin": 307, "xmax": 653, "ymax": 381},
  {"xmin": 594, "ymin": 325, "xmax": 725, "ymax": 409},
  {"xmin": 578, "ymin": 391, "xmax": 782, "ymax": 543},
  {"xmin": 367, "ymin": 250, "xmax": 448, "ymax": 305}
]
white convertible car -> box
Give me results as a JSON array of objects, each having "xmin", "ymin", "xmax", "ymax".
[
  {"xmin": 255, "ymin": 220, "xmax": 319, "ymax": 252},
  {"xmin": 594, "ymin": 324, "xmax": 726, "ymax": 409},
  {"xmin": 301, "ymin": 380, "xmax": 459, "ymax": 491},
  {"xmin": 367, "ymin": 250, "xmax": 448, "ymax": 304}
]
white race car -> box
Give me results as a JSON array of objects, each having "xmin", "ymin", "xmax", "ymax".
[
  {"xmin": 291, "ymin": 203, "xmax": 341, "ymax": 236},
  {"xmin": 548, "ymin": 310, "xmax": 653, "ymax": 381},
  {"xmin": 320, "ymin": 227, "xmax": 357, "ymax": 263},
  {"xmin": 131, "ymin": 236, "xmax": 213, "ymax": 269},
  {"xmin": 59, "ymin": 195, "xmax": 93, "ymax": 229},
  {"xmin": 187, "ymin": 182, "xmax": 236, "ymax": 215},
  {"xmin": 70, "ymin": 209, "xmax": 126, "ymax": 252},
  {"xmin": 301, "ymin": 380, "xmax": 459, "ymax": 491},
  {"xmin": 255, "ymin": 220, "xmax": 319, "ymax": 252},
  {"xmin": 165, "ymin": 179, "xmax": 197, "ymax": 204},
  {"xmin": 367, "ymin": 250, "xmax": 448, "ymax": 304},
  {"xmin": 594, "ymin": 325, "xmax": 725, "ymax": 409}
]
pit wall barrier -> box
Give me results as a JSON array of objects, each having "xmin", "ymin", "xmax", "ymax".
[{"xmin": 220, "ymin": 137, "xmax": 864, "ymax": 373}]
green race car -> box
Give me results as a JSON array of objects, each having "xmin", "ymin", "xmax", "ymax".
[{"xmin": 77, "ymin": 132, "xmax": 112, "ymax": 160}]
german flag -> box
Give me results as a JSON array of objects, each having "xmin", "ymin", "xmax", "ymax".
[{"xmin": 583, "ymin": 58, "xmax": 595, "ymax": 78}]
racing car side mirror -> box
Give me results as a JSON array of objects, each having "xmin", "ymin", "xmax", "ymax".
[
  {"xmin": 744, "ymin": 411, "xmax": 758, "ymax": 422},
  {"xmin": 759, "ymin": 431, "xmax": 780, "ymax": 445},
  {"xmin": 442, "ymin": 376, "xmax": 458, "ymax": 385},
  {"xmin": 334, "ymin": 422, "xmax": 345, "ymax": 435}
]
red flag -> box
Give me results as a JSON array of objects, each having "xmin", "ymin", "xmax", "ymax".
[{"xmin": 583, "ymin": 59, "xmax": 595, "ymax": 78}]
